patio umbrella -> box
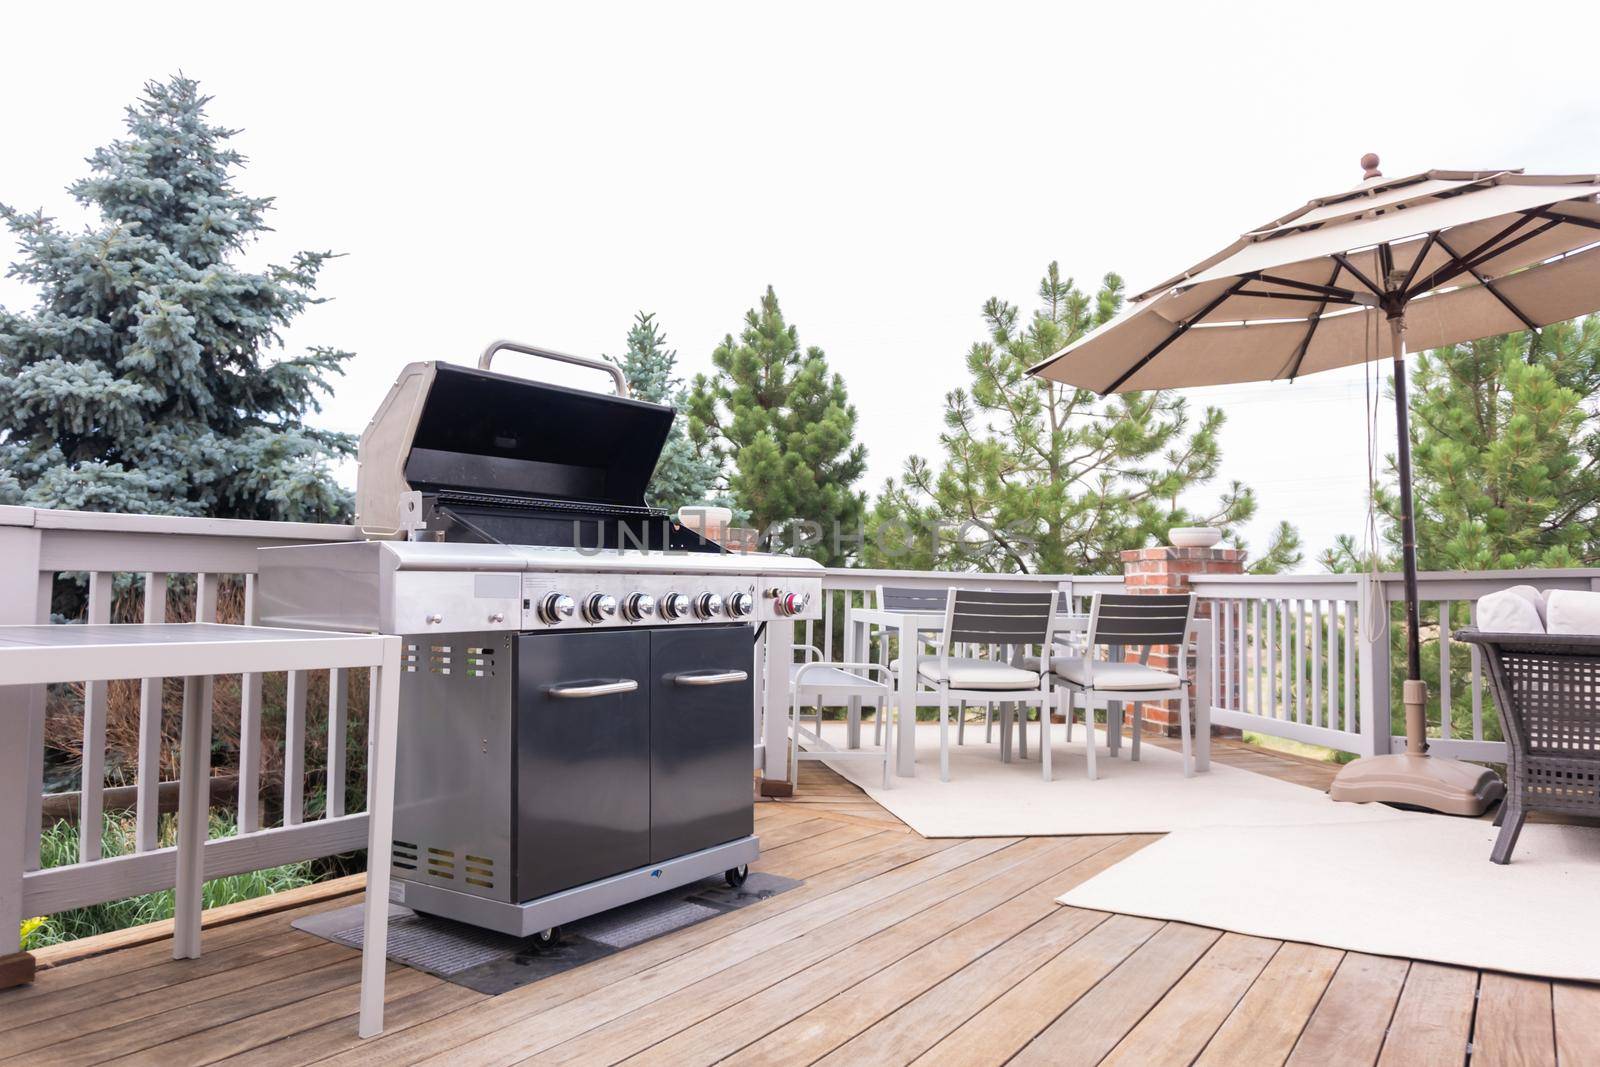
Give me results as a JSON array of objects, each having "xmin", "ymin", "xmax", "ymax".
[{"xmin": 1029, "ymin": 155, "xmax": 1600, "ymax": 816}]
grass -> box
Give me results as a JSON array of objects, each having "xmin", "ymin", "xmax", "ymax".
[
  {"xmin": 1243, "ymin": 731, "xmax": 1359, "ymax": 764},
  {"xmin": 21, "ymin": 810, "xmax": 313, "ymax": 949}
]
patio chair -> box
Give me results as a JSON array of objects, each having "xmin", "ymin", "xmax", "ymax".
[
  {"xmin": 920, "ymin": 588, "xmax": 1057, "ymax": 782},
  {"xmin": 1051, "ymin": 593, "xmax": 1197, "ymax": 781},
  {"xmin": 878, "ymin": 584, "xmax": 1029, "ymax": 747},
  {"xmin": 789, "ymin": 652, "xmax": 895, "ymax": 789},
  {"xmin": 1457, "ymin": 629, "xmax": 1598, "ymax": 864}
]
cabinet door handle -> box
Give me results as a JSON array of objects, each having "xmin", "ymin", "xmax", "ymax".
[
  {"xmin": 547, "ymin": 679, "xmax": 639, "ymax": 699},
  {"xmin": 672, "ymin": 669, "xmax": 750, "ymax": 687}
]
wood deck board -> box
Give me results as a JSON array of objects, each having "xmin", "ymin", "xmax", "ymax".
[
  {"xmin": 1473, "ymin": 972, "xmax": 1555, "ymax": 1067},
  {"xmin": 9, "ymin": 749, "xmax": 1599, "ymax": 1066},
  {"xmin": 1376, "ymin": 962, "xmax": 1479, "ymax": 1067}
]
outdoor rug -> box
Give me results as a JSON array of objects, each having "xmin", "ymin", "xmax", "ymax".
[
  {"xmin": 293, "ymin": 871, "xmax": 799, "ymax": 995},
  {"xmin": 1057, "ymin": 817, "xmax": 1600, "ymax": 981},
  {"xmin": 812, "ymin": 721, "xmax": 1398, "ymax": 838}
]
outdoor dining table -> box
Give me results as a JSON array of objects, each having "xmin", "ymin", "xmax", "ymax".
[
  {"xmin": 0, "ymin": 622, "xmax": 402, "ymax": 1038},
  {"xmin": 846, "ymin": 604, "xmax": 1212, "ymax": 778}
]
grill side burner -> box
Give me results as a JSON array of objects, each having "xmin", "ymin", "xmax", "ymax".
[{"xmin": 259, "ymin": 340, "xmax": 821, "ymax": 937}]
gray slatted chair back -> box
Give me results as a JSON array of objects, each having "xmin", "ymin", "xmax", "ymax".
[
  {"xmin": 942, "ymin": 588, "xmax": 1056, "ymax": 652},
  {"xmin": 1088, "ymin": 593, "xmax": 1195, "ymax": 650},
  {"xmin": 878, "ymin": 586, "xmax": 950, "ymax": 613}
]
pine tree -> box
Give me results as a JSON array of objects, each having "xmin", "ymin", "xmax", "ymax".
[
  {"xmin": 687, "ymin": 287, "xmax": 867, "ymax": 564},
  {"xmin": 0, "ymin": 75, "xmax": 354, "ymax": 520},
  {"xmin": 603, "ymin": 311, "xmax": 721, "ymax": 514},
  {"xmin": 864, "ymin": 262, "xmax": 1290, "ymax": 574},
  {"xmin": 1397, "ymin": 320, "xmax": 1600, "ymax": 569}
]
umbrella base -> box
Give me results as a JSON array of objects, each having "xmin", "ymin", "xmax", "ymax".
[{"xmin": 1329, "ymin": 753, "xmax": 1505, "ymax": 816}]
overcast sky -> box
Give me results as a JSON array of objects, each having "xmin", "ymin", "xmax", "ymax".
[{"xmin": 4, "ymin": 2, "xmax": 1598, "ymax": 565}]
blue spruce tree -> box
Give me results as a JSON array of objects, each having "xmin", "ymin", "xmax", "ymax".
[
  {"xmin": 605, "ymin": 311, "xmax": 722, "ymax": 514},
  {"xmin": 0, "ymin": 75, "xmax": 354, "ymax": 520}
]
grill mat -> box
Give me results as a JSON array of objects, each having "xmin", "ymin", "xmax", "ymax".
[{"xmin": 293, "ymin": 872, "xmax": 799, "ymax": 996}]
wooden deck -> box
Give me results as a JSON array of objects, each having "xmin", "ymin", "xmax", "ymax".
[{"xmin": 4, "ymin": 739, "xmax": 1596, "ymax": 1066}]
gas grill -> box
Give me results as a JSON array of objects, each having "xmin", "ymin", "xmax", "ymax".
[{"xmin": 257, "ymin": 341, "xmax": 821, "ymax": 937}]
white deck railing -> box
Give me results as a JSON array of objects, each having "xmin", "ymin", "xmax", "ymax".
[
  {"xmin": 0, "ymin": 506, "xmax": 365, "ymax": 949},
  {"xmin": 9, "ymin": 502, "xmax": 1600, "ymax": 946}
]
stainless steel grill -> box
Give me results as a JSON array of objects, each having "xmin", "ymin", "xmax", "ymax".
[{"xmin": 259, "ymin": 340, "xmax": 821, "ymax": 937}]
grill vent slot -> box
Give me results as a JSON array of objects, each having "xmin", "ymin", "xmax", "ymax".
[
  {"xmin": 391, "ymin": 839, "xmax": 419, "ymax": 871},
  {"xmin": 430, "ymin": 646, "xmax": 453, "ymax": 675},
  {"xmin": 463, "ymin": 853, "xmax": 496, "ymax": 889}
]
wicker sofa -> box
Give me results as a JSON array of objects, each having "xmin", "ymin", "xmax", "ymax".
[{"xmin": 1457, "ymin": 628, "xmax": 1600, "ymax": 863}]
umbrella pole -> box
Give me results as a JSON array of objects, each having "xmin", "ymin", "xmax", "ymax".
[
  {"xmin": 1389, "ymin": 314, "xmax": 1428, "ymax": 752},
  {"xmin": 1328, "ymin": 311, "xmax": 1504, "ymax": 815}
]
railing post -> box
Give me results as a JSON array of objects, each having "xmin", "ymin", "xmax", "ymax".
[
  {"xmin": 1356, "ymin": 575, "xmax": 1393, "ymax": 757},
  {"xmin": 0, "ymin": 522, "xmax": 45, "ymax": 960}
]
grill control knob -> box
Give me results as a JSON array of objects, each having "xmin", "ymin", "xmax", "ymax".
[
  {"xmin": 728, "ymin": 592, "xmax": 754, "ymax": 618},
  {"xmin": 538, "ymin": 593, "xmax": 575, "ymax": 625},
  {"xmin": 660, "ymin": 592, "xmax": 691, "ymax": 620},
  {"xmin": 622, "ymin": 592, "xmax": 656, "ymax": 622},
  {"xmin": 774, "ymin": 591, "xmax": 812, "ymax": 617},
  {"xmin": 582, "ymin": 593, "xmax": 619, "ymax": 623},
  {"xmin": 694, "ymin": 592, "xmax": 724, "ymax": 619}
]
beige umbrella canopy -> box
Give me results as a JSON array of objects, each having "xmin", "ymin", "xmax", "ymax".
[{"xmin": 1031, "ymin": 156, "xmax": 1600, "ymax": 816}]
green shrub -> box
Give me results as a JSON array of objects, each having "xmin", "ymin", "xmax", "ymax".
[{"xmin": 22, "ymin": 811, "xmax": 313, "ymax": 948}]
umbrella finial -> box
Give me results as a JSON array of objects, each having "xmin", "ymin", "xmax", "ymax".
[{"xmin": 1361, "ymin": 152, "xmax": 1382, "ymax": 180}]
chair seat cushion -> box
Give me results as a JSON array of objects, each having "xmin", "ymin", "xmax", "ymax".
[
  {"xmin": 1053, "ymin": 656, "xmax": 1180, "ymax": 691},
  {"xmin": 917, "ymin": 656, "xmax": 1040, "ymax": 691}
]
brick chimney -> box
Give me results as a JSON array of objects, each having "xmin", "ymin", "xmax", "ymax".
[{"xmin": 1119, "ymin": 544, "xmax": 1244, "ymax": 736}]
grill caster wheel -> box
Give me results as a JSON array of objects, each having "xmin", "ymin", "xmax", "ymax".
[
  {"xmin": 725, "ymin": 865, "xmax": 749, "ymax": 888},
  {"xmin": 533, "ymin": 926, "xmax": 562, "ymax": 947}
]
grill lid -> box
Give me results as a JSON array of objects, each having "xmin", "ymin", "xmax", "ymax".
[{"xmin": 356, "ymin": 344, "xmax": 677, "ymax": 539}]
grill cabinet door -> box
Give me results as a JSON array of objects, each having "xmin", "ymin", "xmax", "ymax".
[
  {"xmin": 648, "ymin": 625, "xmax": 755, "ymax": 863},
  {"xmin": 515, "ymin": 630, "xmax": 651, "ymax": 901}
]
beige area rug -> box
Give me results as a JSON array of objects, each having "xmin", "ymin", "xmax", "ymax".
[
  {"xmin": 1058, "ymin": 817, "xmax": 1600, "ymax": 981},
  {"xmin": 811, "ymin": 722, "xmax": 1396, "ymax": 838}
]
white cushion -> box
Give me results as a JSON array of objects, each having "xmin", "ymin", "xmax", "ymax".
[
  {"xmin": 917, "ymin": 656, "xmax": 1040, "ymax": 691},
  {"xmin": 1052, "ymin": 656, "xmax": 1180, "ymax": 691},
  {"xmin": 1504, "ymin": 584, "xmax": 1547, "ymax": 624},
  {"xmin": 1545, "ymin": 589, "xmax": 1600, "ymax": 635},
  {"xmin": 1476, "ymin": 589, "xmax": 1545, "ymax": 634}
]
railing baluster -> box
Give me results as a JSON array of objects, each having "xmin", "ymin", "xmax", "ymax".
[
  {"xmin": 328, "ymin": 668, "xmax": 348, "ymax": 818},
  {"xmin": 1265, "ymin": 600, "xmax": 1277, "ymax": 719},
  {"xmin": 1252, "ymin": 600, "xmax": 1262, "ymax": 717},
  {"xmin": 1293, "ymin": 599, "xmax": 1306, "ymax": 724},
  {"xmin": 1344, "ymin": 598, "xmax": 1356, "ymax": 739},
  {"xmin": 135, "ymin": 572, "xmax": 168, "ymax": 852},
  {"xmin": 1439, "ymin": 600, "xmax": 1452, "ymax": 741},
  {"xmin": 1469, "ymin": 600, "xmax": 1484, "ymax": 742},
  {"xmin": 80, "ymin": 571, "xmax": 114, "ymax": 863},
  {"xmin": 285, "ymin": 670, "xmax": 308, "ymax": 825},
  {"xmin": 1220, "ymin": 600, "xmax": 1231, "ymax": 709},
  {"xmin": 239, "ymin": 573, "xmax": 264, "ymax": 832},
  {"xmin": 1311, "ymin": 599, "xmax": 1322, "ymax": 729},
  {"xmin": 822, "ymin": 591, "xmax": 834, "ymax": 662}
]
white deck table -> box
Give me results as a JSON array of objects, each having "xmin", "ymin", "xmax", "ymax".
[
  {"xmin": 0, "ymin": 623, "xmax": 401, "ymax": 1038},
  {"xmin": 846, "ymin": 609, "xmax": 1212, "ymax": 778}
]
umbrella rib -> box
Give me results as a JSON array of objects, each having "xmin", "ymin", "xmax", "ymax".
[
  {"xmin": 1525, "ymin": 207, "xmax": 1600, "ymax": 233},
  {"xmin": 1404, "ymin": 214, "xmax": 1541, "ymax": 298},
  {"xmin": 1432, "ymin": 233, "xmax": 1541, "ymax": 333},
  {"xmin": 1235, "ymin": 289, "xmax": 1357, "ymax": 305},
  {"xmin": 1397, "ymin": 232, "xmax": 1437, "ymax": 297},
  {"xmin": 1282, "ymin": 263, "xmax": 1345, "ymax": 381},
  {"xmin": 1101, "ymin": 279, "xmax": 1249, "ymax": 394},
  {"xmin": 1329, "ymin": 253, "xmax": 1386, "ymax": 300},
  {"xmin": 1246, "ymin": 272, "xmax": 1360, "ymax": 302}
]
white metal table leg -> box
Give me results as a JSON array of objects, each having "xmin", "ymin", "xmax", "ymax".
[
  {"xmin": 896, "ymin": 621, "xmax": 917, "ymax": 777},
  {"xmin": 173, "ymin": 674, "xmax": 212, "ymax": 960},
  {"xmin": 359, "ymin": 638, "xmax": 402, "ymax": 1039}
]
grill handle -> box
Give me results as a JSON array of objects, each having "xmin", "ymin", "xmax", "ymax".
[
  {"xmin": 479, "ymin": 340, "xmax": 630, "ymax": 398},
  {"xmin": 671, "ymin": 669, "xmax": 750, "ymax": 687},
  {"xmin": 547, "ymin": 679, "xmax": 640, "ymax": 699}
]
